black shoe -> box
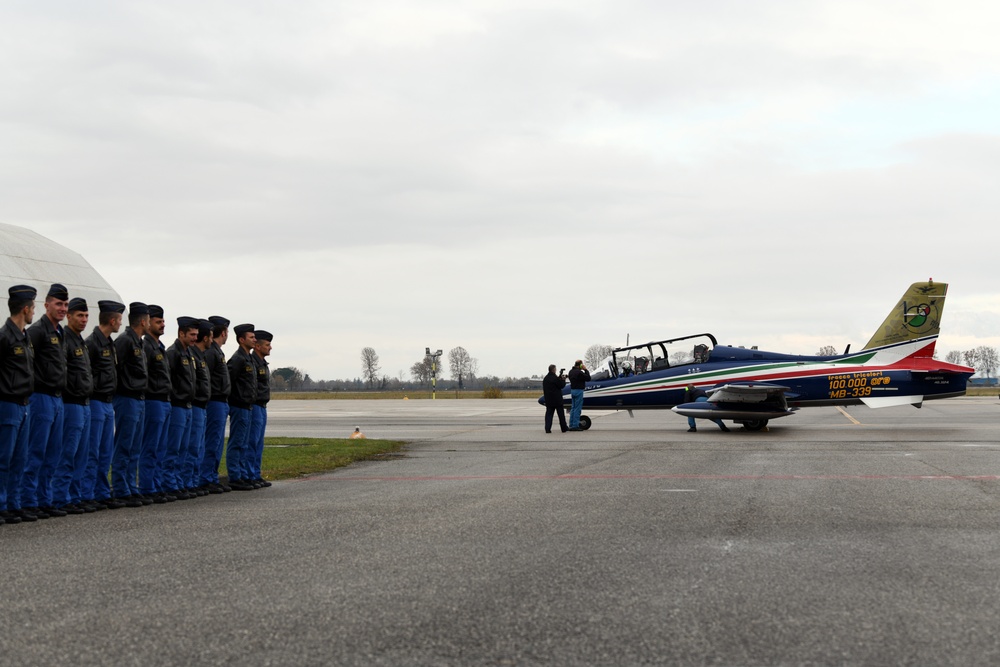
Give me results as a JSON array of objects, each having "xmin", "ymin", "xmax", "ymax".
[
  {"xmin": 25, "ymin": 507, "xmax": 50, "ymax": 519},
  {"xmin": 687, "ymin": 427, "xmax": 697, "ymax": 432},
  {"xmin": 15, "ymin": 509, "xmax": 38, "ymax": 522},
  {"xmin": 60, "ymin": 504, "xmax": 87, "ymax": 515},
  {"xmin": 207, "ymin": 484, "xmax": 225, "ymax": 495},
  {"xmin": 135, "ymin": 495, "xmax": 155, "ymax": 506},
  {"xmin": 100, "ymin": 498, "xmax": 125, "ymax": 509},
  {"xmin": 42, "ymin": 506, "xmax": 68, "ymax": 518},
  {"xmin": 0, "ymin": 511, "xmax": 22, "ymax": 524},
  {"xmin": 80, "ymin": 502, "xmax": 100, "ymax": 513},
  {"xmin": 219, "ymin": 483, "xmax": 232, "ymax": 492},
  {"xmin": 151, "ymin": 494, "xmax": 168, "ymax": 504},
  {"xmin": 229, "ymin": 480, "xmax": 253, "ymax": 491},
  {"xmin": 121, "ymin": 496, "xmax": 144, "ymax": 508},
  {"xmin": 256, "ymin": 479, "xmax": 272, "ymax": 488}
]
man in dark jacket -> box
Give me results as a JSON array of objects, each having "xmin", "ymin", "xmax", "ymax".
[
  {"xmin": 683, "ymin": 384, "xmax": 730, "ymax": 433},
  {"xmin": 567, "ymin": 360, "xmax": 591, "ymax": 431},
  {"xmin": 542, "ymin": 364, "xmax": 568, "ymax": 434},
  {"xmin": 226, "ymin": 323, "xmax": 257, "ymax": 490}
]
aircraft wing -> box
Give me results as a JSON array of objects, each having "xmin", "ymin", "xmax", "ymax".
[
  {"xmin": 707, "ymin": 382, "xmax": 792, "ymax": 403},
  {"xmin": 672, "ymin": 382, "xmax": 797, "ymax": 421}
]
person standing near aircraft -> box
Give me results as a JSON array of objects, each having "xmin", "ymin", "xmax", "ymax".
[
  {"xmin": 85, "ymin": 300, "xmax": 124, "ymax": 510},
  {"xmin": 0, "ymin": 285, "xmax": 37, "ymax": 525},
  {"xmin": 226, "ymin": 324, "xmax": 257, "ymax": 490},
  {"xmin": 23, "ymin": 283, "xmax": 70, "ymax": 518},
  {"xmin": 248, "ymin": 329, "xmax": 273, "ymax": 488},
  {"xmin": 200, "ymin": 316, "xmax": 230, "ymax": 493},
  {"xmin": 542, "ymin": 364, "xmax": 569, "ymax": 434},
  {"xmin": 112, "ymin": 302, "xmax": 150, "ymax": 507},
  {"xmin": 186, "ymin": 319, "xmax": 212, "ymax": 494},
  {"xmin": 567, "ymin": 360, "xmax": 591, "ymax": 431},
  {"xmin": 683, "ymin": 384, "xmax": 729, "ymax": 433},
  {"xmin": 53, "ymin": 297, "xmax": 93, "ymax": 514},
  {"xmin": 163, "ymin": 316, "xmax": 198, "ymax": 499},
  {"xmin": 138, "ymin": 305, "xmax": 170, "ymax": 503}
]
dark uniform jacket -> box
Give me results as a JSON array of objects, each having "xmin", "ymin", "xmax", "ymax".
[
  {"xmin": 0, "ymin": 318, "xmax": 34, "ymax": 403},
  {"xmin": 191, "ymin": 345, "xmax": 211, "ymax": 408},
  {"xmin": 86, "ymin": 328, "xmax": 116, "ymax": 401},
  {"xmin": 568, "ymin": 366, "xmax": 591, "ymax": 390},
  {"xmin": 227, "ymin": 346, "xmax": 257, "ymax": 409},
  {"xmin": 252, "ymin": 352, "xmax": 270, "ymax": 407},
  {"xmin": 166, "ymin": 339, "xmax": 196, "ymax": 407},
  {"xmin": 63, "ymin": 328, "xmax": 93, "ymax": 404},
  {"xmin": 114, "ymin": 327, "xmax": 147, "ymax": 399},
  {"xmin": 27, "ymin": 315, "xmax": 66, "ymax": 396},
  {"xmin": 143, "ymin": 335, "xmax": 171, "ymax": 402},
  {"xmin": 206, "ymin": 342, "xmax": 230, "ymax": 402},
  {"xmin": 542, "ymin": 371, "xmax": 566, "ymax": 407}
]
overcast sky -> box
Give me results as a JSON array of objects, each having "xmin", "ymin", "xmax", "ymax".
[{"xmin": 3, "ymin": 1, "xmax": 999, "ymax": 381}]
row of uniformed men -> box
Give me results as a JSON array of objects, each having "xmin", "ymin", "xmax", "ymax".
[{"xmin": 0, "ymin": 283, "xmax": 274, "ymax": 526}]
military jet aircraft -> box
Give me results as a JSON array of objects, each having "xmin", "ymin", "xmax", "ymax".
[{"xmin": 553, "ymin": 280, "xmax": 974, "ymax": 431}]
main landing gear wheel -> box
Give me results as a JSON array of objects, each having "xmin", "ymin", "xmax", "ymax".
[
  {"xmin": 579, "ymin": 415, "xmax": 592, "ymax": 431},
  {"xmin": 740, "ymin": 419, "xmax": 769, "ymax": 432}
]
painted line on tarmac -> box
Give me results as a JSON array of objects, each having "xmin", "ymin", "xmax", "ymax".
[
  {"xmin": 836, "ymin": 406, "xmax": 862, "ymax": 425},
  {"xmin": 295, "ymin": 473, "xmax": 1000, "ymax": 482}
]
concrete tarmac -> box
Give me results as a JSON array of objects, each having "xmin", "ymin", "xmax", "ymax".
[{"xmin": 2, "ymin": 397, "xmax": 1000, "ymax": 666}]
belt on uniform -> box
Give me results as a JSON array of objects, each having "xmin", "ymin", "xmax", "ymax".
[
  {"xmin": 36, "ymin": 388, "xmax": 63, "ymax": 398},
  {"xmin": 0, "ymin": 394, "xmax": 30, "ymax": 406},
  {"xmin": 170, "ymin": 400, "xmax": 192, "ymax": 409},
  {"xmin": 147, "ymin": 393, "xmax": 169, "ymax": 402},
  {"xmin": 63, "ymin": 395, "xmax": 89, "ymax": 406},
  {"xmin": 116, "ymin": 389, "xmax": 145, "ymax": 400},
  {"xmin": 91, "ymin": 393, "xmax": 113, "ymax": 403},
  {"xmin": 255, "ymin": 400, "xmax": 269, "ymax": 408},
  {"xmin": 192, "ymin": 400, "xmax": 208, "ymax": 409}
]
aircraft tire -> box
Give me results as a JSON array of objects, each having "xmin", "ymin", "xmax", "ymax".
[
  {"xmin": 579, "ymin": 415, "xmax": 592, "ymax": 431},
  {"xmin": 740, "ymin": 419, "xmax": 769, "ymax": 432}
]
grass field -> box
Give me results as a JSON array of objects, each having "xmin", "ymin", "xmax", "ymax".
[
  {"xmin": 253, "ymin": 436, "xmax": 406, "ymax": 480},
  {"xmin": 273, "ymin": 390, "xmax": 539, "ymax": 400}
]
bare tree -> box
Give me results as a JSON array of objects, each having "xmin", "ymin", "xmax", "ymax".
[
  {"xmin": 945, "ymin": 350, "xmax": 963, "ymax": 365},
  {"xmin": 816, "ymin": 345, "xmax": 838, "ymax": 356},
  {"xmin": 448, "ymin": 346, "xmax": 478, "ymax": 390},
  {"xmin": 410, "ymin": 355, "xmax": 434, "ymax": 385},
  {"xmin": 584, "ymin": 344, "xmax": 615, "ymax": 370},
  {"xmin": 968, "ymin": 346, "xmax": 999, "ymax": 379},
  {"xmin": 360, "ymin": 347, "xmax": 381, "ymax": 388}
]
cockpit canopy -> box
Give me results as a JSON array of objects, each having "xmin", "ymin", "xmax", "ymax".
[{"xmin": 590, "ymin": 334, "xmax": 719, "ymax": 381}]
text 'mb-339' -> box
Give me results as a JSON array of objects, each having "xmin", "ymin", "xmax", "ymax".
[{"xmin": 547, "ymin": 280, "xmax": 974, "ymax": 432}]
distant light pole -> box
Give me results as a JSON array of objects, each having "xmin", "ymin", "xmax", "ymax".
[{"xmin": 426, "ymin": 347, "xmax": 443, "ymax": 400}]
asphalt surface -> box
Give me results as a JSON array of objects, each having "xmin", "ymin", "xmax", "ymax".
[{"xmin": 2, "ymin": 397, "xmax": 1000, "ymax": 666}]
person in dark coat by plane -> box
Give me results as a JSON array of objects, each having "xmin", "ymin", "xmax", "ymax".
[{"xmin": 542, "ymin": 365, "xmax": 568, "ymax": 434}]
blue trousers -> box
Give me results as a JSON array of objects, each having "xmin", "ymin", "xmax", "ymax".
[
  {"xmin": 87, "ymin": 400, "xmax": 115, "ymax": 502},
  {"xmin": 226, "ymin": 406, "xmax": 252, "ymax": 481},
  {"xmin": 52, "ymin": 402, "xmax": 90, "ymax": 507},
  {"xmin": 200, "ymin": 401, "xmax": 229, "ymax": 485},
  {"xmin": 164, "ymin": 406, "xmax": 192, "ymax": 491},
  {"xmin": 687, "ymin": 396, "xmax": 726, "ymax": 430},
  {"xmin": 186, "ymin": 406, "xmax": 206, "ymax": 489},
  {"xmin": 0, "ymin": 401, "xmax": 30, "ymax": 512},
  {"xmin": 569, "ymin": 389, "xmax": 585, "ymax": 428},
  {"xmin": 138, "ymin": 400, "xmax": 171, "ymax": 495},
  {"xmin": 112, "ymin": 396, "xmax": 145, "ymax": 498},
  {"xmin": 23, "ymin": 393, "xmax": 64, "ymax": 508},
  {"xmin": 248, "ymin": 405, "xmax": 267, "ymax": 480},
  {"xmin": 63, "ymin": 404, "xmax": 93, "ymax": 503}
]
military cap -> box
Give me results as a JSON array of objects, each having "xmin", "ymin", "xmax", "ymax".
[
  {"xmin": 129, "ymin": 302, "xmax": 149, "ymax": 316},
  {"xmin": 47, "ymin": 283, "xmax": 69, "ymax": 301},
  {"xmin": 254, "ymin": 329, "xmax": 273, "ymax": 342},
  {"xmin": 177, "ymin": 316, "xmax": 199, "ymax": 329},
  {"xmin": 148, "ymin": 304, "xmax": 164, "ymax": 319},
  {"xmin": 68, "ymin": 297, "xmax": 88, "ymax": 312},
  {"xmin": 8, "ymin": 285, "xmax": 37, "ymax": 307},
  {"xmin": 197, "ymin": 318, "xmax": 213, "ymax": 335},
  {"xmin": 233, "ymin": 323, "xmax": 254, "ymax": 338},
  {"xmin": 208, "ymin": 315, "xmax": 230, "ymax": 328},
  {"xmin": 98, "ymin": 300, "xmax": 126, "ymax": 314}
]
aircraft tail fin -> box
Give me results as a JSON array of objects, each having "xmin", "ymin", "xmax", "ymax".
[{"xmin": 862, "ymin": 280, "xmax": 948, "ymax": 352}]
